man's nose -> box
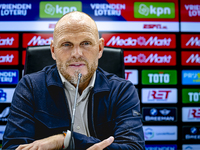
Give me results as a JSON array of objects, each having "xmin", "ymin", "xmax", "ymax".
[{"xmin": 71, "ymin": 46, "xmax": 83, "ymax": 58}]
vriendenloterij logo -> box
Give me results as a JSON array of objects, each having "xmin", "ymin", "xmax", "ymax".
[
  {"xmin": 134, "ymin": 2, "xmax": 175, "ymax": 18},
  {"xmin": 40, "ymin": 1, "xmax": 82, "ymax": 18}
]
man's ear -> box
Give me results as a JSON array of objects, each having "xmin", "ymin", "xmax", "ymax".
[
  {"xmin": 50, "ymin": 40, "xmax": 56, "ymax": 60},
  {"xmin": 98, "ymin": 38, "xmax": 104, "ymax": 59}
]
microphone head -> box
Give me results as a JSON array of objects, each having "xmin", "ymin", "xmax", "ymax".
[{"xmin": 78, "ymin": 73, "xmax": 82, "ymax": 79}]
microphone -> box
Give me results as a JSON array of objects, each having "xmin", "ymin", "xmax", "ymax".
[{"xmin": 69, "ymin": 73, "xmax": 82, "ymax": 150}]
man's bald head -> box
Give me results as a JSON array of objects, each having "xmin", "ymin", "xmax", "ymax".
[{"xmin": 53, "ymin": 11, "xmax": 99, "ymax": 46}]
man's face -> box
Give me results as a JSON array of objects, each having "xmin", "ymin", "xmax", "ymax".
[{"xmin": 51, "ymin": 15, "xmax": 104, "ymax": 86}]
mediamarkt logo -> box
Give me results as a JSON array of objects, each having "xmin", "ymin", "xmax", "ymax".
[
  {"xmin": 23, "ymin": 33, "xmax": 53, "ymax": 48},
  {"xmin": 0, "ymin": 51, "xmax": 18, "ymax": 65},
  {"xmin": 182, "ymin": 51, "xmax": 200, "ymax": 66},
  {"xmin": 181, "ymin": 34, "xmax": 200, "ymax": 49},
  {"xmin": 0, "ymin": 33, "xmax": 19, "ymax": 48},
  {"xmin": 102, "ymin": 33, "xmax": 176, "ymax": 48},
  {"xmin": 124, "ymin": 51, "xmax": 176, "ymax": 66}
]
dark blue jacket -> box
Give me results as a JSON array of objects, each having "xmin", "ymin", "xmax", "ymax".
[{"xmin": 2, "ymin": 64, "xmax": 145, "ymax": 149}]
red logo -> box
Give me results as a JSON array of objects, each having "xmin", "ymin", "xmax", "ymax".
[
  {"xmin": 181, "ymin": 34, "xmax": 200, "ymax": 48},
  {"xmin": 143, "ymin": 24, "xmax": 167, "ymax": 29},
  {"xmin": 148, "ymin": 90, "xmax": 171, "ymax": 100},
  {"xmin": 188, "ymin": 109, "xmax": 200, "ymax": 118},
  {"xmin": 124, "ymin": 51, "xmax": 176, "ymax": 66},
  {"xmin": 23, "ymin": 33, "xmax": 53, "ymax": 48},
  {"xmin": 182, "ymin": 51, "xmax": 200, "ymax": 66},
  {"xmin": 0, "ymin": 34, "xmax": 19, "ymax": 48},
  {"xmin": 102, "ymin": 33, "xmax": 176, "ymax": 49},
  {"xmin": 181, "ymin": 0, "xmax": 200, "ymax": 22},
  {"xmin": 0, "ymin": 51, "xmax": 18, "ymax": 65}
]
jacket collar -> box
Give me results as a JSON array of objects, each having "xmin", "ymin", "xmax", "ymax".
[{"xmin": 45, "ymin": 64, "xmax": 111, "ymax": 93}]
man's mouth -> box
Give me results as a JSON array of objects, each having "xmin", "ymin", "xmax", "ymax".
[{"xmin": 69, "ymin": 63, "xmax": 85, "ymax": 67}]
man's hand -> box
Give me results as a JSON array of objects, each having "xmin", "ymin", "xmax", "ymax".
[
  {"xmin": 16, "ymin": 134, "xmax": 64, "ymax": 150},
  {"xmin": 87, "ymin": 136, "xmax": 114, "ymax": 150}
]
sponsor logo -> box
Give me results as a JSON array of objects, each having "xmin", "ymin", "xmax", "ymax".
[
  {"xmin": 39, "ymin": 1, "xmax": 82, "ymax": 18},
  {"xmin": 185, "ymin": 4, "xmax": 200, "ymax": 17},
  {"xmin": 182, "ymin": 51, "xmax": 200, "ymax": 66},
  {"xmin": 182, "ymin": 89, "xmax": 200, "ymax": 103},
  {"xmin": 142, "ymin": 70, "xmax": 177, "ymax": 85},
  {"xmin": 125, "ymin": 69, "xmax": 138, "ymax": 85},
  {"xmin": 90, "ymin": 3, "xmax": 125, "ymax": 16},
  {"xmin": 145, "ymin": 144, "xmax": 177, "ymax": 150},
  {"xmin": 183, "ymin": 126, "xmax": 200, "ymax": 140},
  {"xmin": 143, "ymin": 126, "xmax": 177, "ymax": 141},
  {"xmin": 0, "ymin": 3, "xmax": 32, "ymax": 16},
  {"xmin": 0, "ymin": 125, "xmax": 5, "ymax": 140},
  {"xmin": 23, "ymin": 33, "xmax": 53, "ymax": 48},
  {"xmin": 0, "ymin": 33, "xmax": 19, "ymax": 48},
  {"xmin": 102, "ymin": 33, "xmax": 176, "ymax": 48},
  {"xmin": 182, "ymin": 144, "xmax": 200, "ymax": 150},
  {"xmin": 0, "ymin": 107, "xmax": 10, "ymax": 122},
  {"xmin": 0, "ymin": 70, "xmax": 19, "ymax": 84},
  {"xmin": 143, "ymin": 24, "xmax": 167, "ymax": 29},
  {"xmin": 142, "ymin": 88, "xmax": 177, "ymax": 103},
  {"xmin": 142, "ymin": 107, "xmax": 177, "ymax": 122},
  {"xmin": 182, "ymin": 70, "xmax": 200, "ymax": 85},
  {"xmin": 182, "ymin": 107, "xmax": 200, "ymax": 122},
  {"xmin": 0, "ymin": 51, "xmax": 18, "ymax": 65},
  {"xmin": 124, "ymin": 51, "xmax": 176, "ymax": 66},
  {"xmin": 181, "ymin": 34, "xmax": 200, "ymax": 49},
  {"xmin": 134, "ymin": 2, "xmax": 175, "ymax": 18},
  {"xmin": 0, "ymin": 88, "xmax": 15, "ymax": 103},
  {"xmin": 181, "ymin": 1, "xmax": 200, "ymax": 22}
]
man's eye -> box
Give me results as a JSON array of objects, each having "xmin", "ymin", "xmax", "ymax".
[
  {"xmin": 63, "ymin": 43, "xmax": 72, "ymax": 47},
  {"xmin": 82, "ymin": 41, "xmax": 91, "ymax": 46}
]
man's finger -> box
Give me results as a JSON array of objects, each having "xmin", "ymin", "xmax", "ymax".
[
  {"xmin": 87, "ymin": 136, "xmax": 114, "ymax": 150},
  {"xmin": 97, "ymin": 136, "xmax": 114, "ymax": 148}
]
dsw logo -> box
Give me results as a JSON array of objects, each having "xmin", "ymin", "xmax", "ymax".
[
  {"xmin": 124, "ymin": 53, "xmax": 172, "ymax": 63},
  {"xmin": 106, "ymin": 36, "xmax": 171, "ymax": 47}
]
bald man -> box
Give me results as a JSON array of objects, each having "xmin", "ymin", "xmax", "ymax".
[{"xmin": 2, "ymin": 12, "xmax": 145, "ymax": 150}]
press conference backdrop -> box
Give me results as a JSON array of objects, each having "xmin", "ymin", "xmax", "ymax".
[{"xmin": 0, "ymin": 0, "xmax": 200, "ymax": 149}]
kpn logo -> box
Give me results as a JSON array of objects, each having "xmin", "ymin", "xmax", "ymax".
[
  {"xmin": 40, "ymin": 1, "xmax": 82, "ymax": 18},
  {"xmin": 134, "ymin": 2, "xmax": 175, "ymax": 18}
]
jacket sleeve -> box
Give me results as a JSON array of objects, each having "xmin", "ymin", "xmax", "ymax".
[
  {"xmin": 2, "ymin": 75, "xmax": 35, "ymax": 149},
  {"xmin": 73, "ymin": 81, "xmax": 145, "ymax": 150}
]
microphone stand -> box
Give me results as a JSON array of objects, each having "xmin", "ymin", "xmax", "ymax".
[{"xmin": 69, "ymin": 73, "xmax": 82, "ymax": 150}]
